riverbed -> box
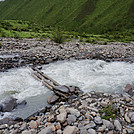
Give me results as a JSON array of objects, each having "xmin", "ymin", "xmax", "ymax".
[{"xmin": 0, "ymin": 59, "xmax": 134, "ymax": 119}]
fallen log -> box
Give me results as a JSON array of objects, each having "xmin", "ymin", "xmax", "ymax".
[{"xmin": 32, "ymin": 67, "xmax": 60, "ymax": 86}]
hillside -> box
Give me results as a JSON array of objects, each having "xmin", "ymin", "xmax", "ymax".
[{"xmin": 0, "ymin": 0, "xmax": 134, "ymax": 34}]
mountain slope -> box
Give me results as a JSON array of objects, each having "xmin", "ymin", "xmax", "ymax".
[{"xmin": 0, "ymin": 0, "xmax": 134, "ymax": 34}]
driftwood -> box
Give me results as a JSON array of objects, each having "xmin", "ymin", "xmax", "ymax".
[{"xmin": 31, "ymin": 67, "xmax": 79, "ymax": 101}]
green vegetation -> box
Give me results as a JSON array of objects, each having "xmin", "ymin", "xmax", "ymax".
[
  {"xmin": 99, "ymin": 104, "xmax": 119, "ymax": 120},
  {"xmin": 0, "ymin": 20, "xmax": 134, "ymax": 43},
  {"xmin": 51, "ymin": 29, "xmax": 66, "ymax": 44},
  {"xmin": 0, "ymin": 0, "xmax": 134, "ymax": 35}
]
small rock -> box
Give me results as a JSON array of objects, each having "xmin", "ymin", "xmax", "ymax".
[
  {"xmin": 67, "ymin": 108, "xmax": 80, "ymax": 117},
  {"xmin": 84, "ymin": 121, "xmax": 96, "ymax": 129},
  {"xmin": 88, "ymin": 129, "xmax": 97, "ymax": 134},
  {"xmin": 0, "ymin": 124, "xmax": 8, "ymax": 130},
  {"xmin": 80, "ymin": 129, "xmax": 88, "ymax": 134},
  {"xmin": 47, "ymin": 95, "xmax": 59, "ymax": 104},
  {"xmin": 114, "ymin": 120, "xmax": 122, "ymax": 131},
  {"xmin": 131, "ymin": 114, "xmax": 134, "ymax": 123},
  {"xmin": 100, "ymin": 101, "xmax": 107, "ymax": 108},
  {"xmin": 57, "ymin": 130, "xmax": 62, "ymax": 134},
  {"xmin": 97, "ymin": 125, "xmax": 106, "ymax": 132},
  {"xmin": 53, "ymin": 85, "xmax": 69, "ymax": 93},
  {"xmin": 67, "ymin": 115, "xmax": 76, "ymax": 124},
  {"xmin": 124, "ymin": 84, "xmax": 132, "ymax": 94},
  {"xmin": 22, "ymin": 129, "xmax": 36, "ymax": 134},
  {"xmin": 63, "ymin": 126, "xmax": 78, "ymax": 134},
  {"xmin": 57, "ymin": 112, "xmax": 67, "ymax": 123},
  {"xmin": 38, "ymin": 126, "xmax": 54, "ymax": 134},
  {"xmin": 125, "ymin": 113, "xmax": 131, "ymax": 123},
  {"xmin": 94, "ymin": 116, "xmax": 102, "ymax": 125},
  {"xmin": 55, "ymin": 122, "xmax": 61, "ymax": 130},
  {"xmin": 29, "ymin": 121, "xmax": 38, "ymax": 129},
  {"xmin": 102, "ymin": 119, "xmax": 114, "ymax": 130}
]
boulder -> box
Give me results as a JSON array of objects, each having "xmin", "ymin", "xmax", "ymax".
[
  {"xmin": 47, "ymin": 95, "xmax": 59, "ymax": 104},
  {"xmin": 38, "ymin": 126, "xmax": 54, "ymax": 134},
  {"xmin": 1, "ymin": 97, "xmax": 17, "ymax": 112},
  {"xmin": 0, "ymin": 117, "xmax": 16, "ymax": 126}
]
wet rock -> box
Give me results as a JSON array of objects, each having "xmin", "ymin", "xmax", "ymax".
[
  {"xmin": 94, "ymin": 116, "xmax": 103, "ymax": 125},
  {"xmin": 63, "ymin": 126, "xmax": 78, "ymax": 134},
  {"xmin": 0, "ymin": 117, "xmax": 16, "ymax": 126},
  {"xmin": 102, "ymin": 119, "xmax": 114, "ymax": 130},
  {"xmin": 1, "ymin": 97, "xmax": 17, "ymax": 112},
  {"xmin": 53, "ymin": 85, "xmax": 69, "ymax": 94},
  {"xmin": 18, "ymin": 100, "xmax": 27, "ymax": 106},
  {"xmin": 47, "ymin": 95, "xmax": 59, "ymax": 104},
  {"xmin": 124, "ymin": 84, "xmax": 133, "ymax": 95},
  {"xmin": 114, "ymin": 120, "xmax": 122, "ymax": 131}
]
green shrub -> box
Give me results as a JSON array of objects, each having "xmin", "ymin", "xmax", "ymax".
[
  {"xmin": 99, "ymin": 104, "xmax": 119, "ymax": 120},
  {"xmin": 51, "ymin": 29, "xmax": 66, "ymax": 44}
]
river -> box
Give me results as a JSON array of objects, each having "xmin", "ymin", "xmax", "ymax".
[{"xmin": 0, "ymin": 59, "xmax": 134, "ymax": 119}]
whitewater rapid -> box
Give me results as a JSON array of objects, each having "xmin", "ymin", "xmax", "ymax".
[{"xmin": 0, "ymin": 59, "xmax": 134, "ymax": 118}]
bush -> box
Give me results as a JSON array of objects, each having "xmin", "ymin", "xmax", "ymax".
[{"xmin": 51, "ymin": 29, "xmax": 65, "ymax": 44}]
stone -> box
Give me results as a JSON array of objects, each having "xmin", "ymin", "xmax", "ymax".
[
  {"xmin": 97, "ymin": 125, "xmax": 106, "ymax": 132},
  {"xmin": 84, "ymin": 121, "xmax": 96, "ymax": 129},
  {"xmin": 1, "ymin": 97, "xmax": 17, "ymax": 112},
  {"xmin": 67, "ymin": 115, "xmax": 77, "ymax": 124},
  {"xmin": 0, "ymin": 117, "xmax": 15, "ymax": 126},
  {"xmin": 18, "ymin": 100, "xmax": 27, "ymax": 105},
  {"xmin": 100, "ymin": 101, "xmax": 107, "ymax": 108},
  {"xmin": 55, "ymin": 122, "xmax": 61, "ymax": 130},
  {"xmin": 94, "ymin": 116, "xmax": 102, "ymax": 125},
  {"xmin": 53, "ymin": 85, "xmax": 69, "ymax": 93},
  {"xmin": 47, "ymin": 95, "xmax": 59, "ymax": 104},
  {"xmin": 57, "ymin": 130, "xmax": 62, "ymax": 134},
  {"xmin": 102, "ymin": 119, "xmax": 114, "ymax": 130},
  {"xmin": 114, "ymin": 120, "xmax": 122, "ymax": 131},
  {"xmin": 91, "ymin": 112, "xmax": 96, "ymax": 117},
  {"xmin": 0, "ymin": 124, "xmax": 8, "ymax": 129},
  {"xmin": 88, "ymin": 129, "xmax": 97, "ymax": 134},
  {"xmin": 107, "ymin": 130, "xmax": 114, "ymax": 134},
  {"xmin": 57, "ymin": 112, "xmax": 67, "ymax": 123},
  {"xmin": 80, "ymin": 129, "xmax": 88, "ymax": 134},
  {"xmin": 67, "ymin": 108, "xmax": 80, "ymax": 117},
  {"xmin": 125, "ymin": 113, "xmax": 131, "ymax": 123},
  {"xmin": 63, "ymin": 126, "xmax": 78, "ymax": 134},
  {"xmin": 126, "ymin": 128, "xmax": 133, "ymax": 134},
  {"xmin": 22, "ymin": 129, "xmax": 36, "ymax": 134},
  {"xmin": 124, "ymin": 84, "xmax": 132, "ymax": 94},
  {"xmin": 29, "ymin": 121, "xmax": 38, "ymax": 129},
  {"xmin": 131, "ymin": 114, "xmax": 134, "ymax": 123},
  {"xmin": 38, "ymin": 126, "xmax": 54, "ymax": 134}
]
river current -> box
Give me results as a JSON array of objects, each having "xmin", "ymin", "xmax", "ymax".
[{"xmin": 0, "ymin": 59, "xmax": 134, "ymax": 119}]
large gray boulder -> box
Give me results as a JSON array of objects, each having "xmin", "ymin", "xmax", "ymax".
[{"xmin": 1, "ymin": 97, "xmax": 17, "ymax": 112}]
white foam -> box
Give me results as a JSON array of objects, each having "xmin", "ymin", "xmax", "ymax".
[
  {"xmin": 42, "ymin": 59, "xmax": 134, "ymax": 93},
  {"xmin": 0, "ymin": 67, "xmax": 48, "ymax": 101}
]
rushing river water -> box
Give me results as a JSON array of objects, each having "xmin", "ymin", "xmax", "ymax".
[{"xmin": 0, "ymin": 59, "xmax": 134, "ymax": 119}]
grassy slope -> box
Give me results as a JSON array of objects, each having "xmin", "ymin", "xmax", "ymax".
[{"xmin": 0, "ymin": 0, "xmax": 134, "ymax": 34}]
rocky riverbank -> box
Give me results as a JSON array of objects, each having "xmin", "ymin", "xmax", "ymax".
[
  {"xmin": 0, "ymin": 38, "xmax": 134, "ymax": 72},
  {"xmin": 0, "ymin": 38, "xmax": 134, "ymax": 134},
  {"xmin": 0, "ymin": 84, "xmax": 133, "ymax": 134}
]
